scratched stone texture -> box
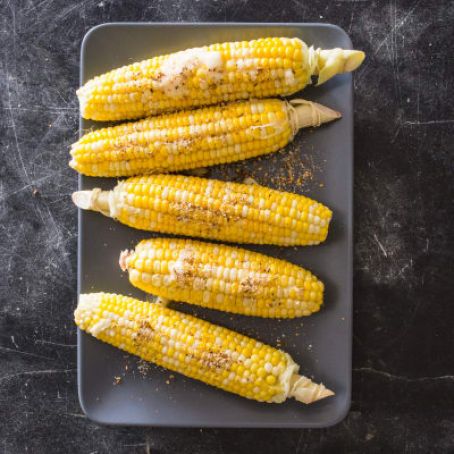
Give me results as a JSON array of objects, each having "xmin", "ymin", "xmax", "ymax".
[{"xmin": 0, "ymin": 0, "xmax": 453, "ymax": 453}]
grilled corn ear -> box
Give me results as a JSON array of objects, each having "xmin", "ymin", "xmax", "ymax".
[
  {"xmin": 72, "ymin": 174, "xmax": 332, "ymax": 246},
  {"xmin": 77, "ymin": 37, "xmax": 364, "ymax": 121},
  {"xmin": 70, "ymin": 98, "xmax": 340, "ymax": 177},
  {"xmin": 120, "ymin": 238, "xmax": 324, "ymax": 318},
  {"xmin": 75, "ymin": 292, "xmax": 334, "ymax": 403}
]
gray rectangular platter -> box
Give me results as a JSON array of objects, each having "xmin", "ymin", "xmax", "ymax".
[{"xmin": 78, "ymin": 22, "xmax": 353, "ymax": 428}]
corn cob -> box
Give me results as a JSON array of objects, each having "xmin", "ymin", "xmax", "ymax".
[
  {"xmin": 72, "ymin": 174, "xmax": 332, "ymax": 246},
  {"xmin": 77, "ymin": 37, "xmax": 365, "ymax": 121},
  {"xmin": 120, "ymin": 238, "xmax": 324, "ymax": 318},
  {"xmin": 75, "ymin": 292, "xmax": 334, "ymax": 403},
  {"xmin": 70, "ymin": 98, "xmax": 340, "ymax": 177}
]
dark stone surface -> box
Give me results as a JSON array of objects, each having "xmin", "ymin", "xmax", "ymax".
[{"xmin": 0, "ymin": 0, "xmax": 453, "ymax": 452}]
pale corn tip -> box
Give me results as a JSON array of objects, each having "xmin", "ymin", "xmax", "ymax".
[
  {"xmin": 315, "ymin": 48, "xmax": 365, "ymax": 85},
  {"xmin": 119, "ymin": 249, "xmax": 133, "ymax": 271},
  {"xmin": 74, "ymin": 293, "xmax": 102, "ymax": 325},
  {"xmin": 288, "ymin": 99, "xmax": 341, "ymax": 131},
  {"xmin": 343, "ymin": 50, "xmax": 366, "ymax": 72},
  {"xmin": 72, "ymin": 190, "xmax": 95, "ymax": 210},
  {"xmin": 289, "ymin": 374, "xmax": 334, "ymax": 404},
  {"xmin": 310, "ymin": 102, "xmax": 342, "ymax": 124},
  {"xmin": 72, "ymin": 188, "xmax": 111, "ymax": 217},
  {"xmin": 78, "ymin": 293, "xmax": 102, "ymax": 310}
]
